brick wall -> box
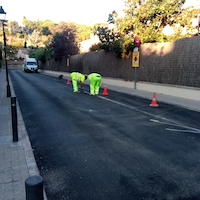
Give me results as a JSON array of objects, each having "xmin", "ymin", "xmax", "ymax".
[{"xmin": 8, "ymin": 60, "xmax": 24, "ymax": 65}]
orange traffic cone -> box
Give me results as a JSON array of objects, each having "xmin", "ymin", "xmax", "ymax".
[
  {"xmin": 102, "ymin": 86, "xmax": 109, "ymax": 95},
  {"xmin": 67, "ymin": 79, "xmax": 71, "ymax": 85},
  {"xmin": 149, "ymin": 93, "xmax": 159, "ymax": 107}
]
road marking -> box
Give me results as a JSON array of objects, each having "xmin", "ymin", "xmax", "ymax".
[
  {"xmin": 149, "ymin": 119, "xmax": 200, "ymax": 134},
  {"xmin": 98, "ymin": 96, "xmax": 200, "ymax": 134},
  {"xmin": 165, "ymin": 128, "xmax": 200, "ymax": 133},
  {"xmin": 149, "ymin": 119, "xmax": 160, "ymax": 123}
]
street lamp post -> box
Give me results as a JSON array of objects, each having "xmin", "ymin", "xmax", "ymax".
[
  {"xmin": 0, "ymin": 6, "xmax": 11, "ymax": 97},
  {"xmin": 198, "ymin": 14, "xmax": 200, "ymax": 35}
]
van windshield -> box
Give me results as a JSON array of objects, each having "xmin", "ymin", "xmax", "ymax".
[{"xmin": 27, "ymin": 62, "xmax": 36, "ymax": 65}]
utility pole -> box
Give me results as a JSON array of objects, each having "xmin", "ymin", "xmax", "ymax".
[{"xmin": 198, "ymin": 14, "xmax": 200, "ymax": 35}]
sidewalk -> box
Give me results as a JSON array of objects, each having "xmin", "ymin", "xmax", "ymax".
[
  {"xmin": 0, "ymin": 69, "xmax": 46, "ymax": 200},
  {"xmin": 40, "ymin": 70, "xmax": 200, "ymax": 112}
]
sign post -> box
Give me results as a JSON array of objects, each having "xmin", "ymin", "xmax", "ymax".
[
  {"xmin": 132, "ymin": 51, "xmax": 140, "ymax": 89},
  {"xmin": 132, "ymin": 36, "xmax": 141, "ymax": 89}
]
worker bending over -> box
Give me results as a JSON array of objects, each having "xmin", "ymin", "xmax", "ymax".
[
  {"xmin": 70, "ymin": 72, "xmax": 87, "ymax": 93},
  {"xmin": 88, "ymin": 73, "xmax": 102, "ymax": 95}
]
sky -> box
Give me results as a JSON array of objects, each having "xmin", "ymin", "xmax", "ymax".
[
  {"xmin": 0, "ymin": 0, "xmax": 199, "ymax": 25},
  {"xmin": 183, "ymin": 0, "xmax": 200, "ymax": 8},
  {"xmin": 0, "ymin": 0, "xmax": 125, "ymax": 25}
]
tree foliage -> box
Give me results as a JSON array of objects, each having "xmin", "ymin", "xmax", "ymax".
[
  {"xmin": 117, "ymin": 0, "xmax": 200, "ymax": 43},
  {"xmin": 4, "ymin": 17, "xmax": 95, "ymax": 62},
  {"xmin": 95, "ymin": 26, "xmax": 122, "ymax": 57},
  {"xmin": 75, "ymin": 24, "xmax": 93, "ymax": 42},
  {"xmin": 49, "ymin": 24, "xmax": 79, "ymax": 61},
  {"xmin": 21, "ymin": 17, "xmax": 93, "ymax": 47},
  {"xmin": 8, "ymin": 21, "xmax": 21, "ymax": 35},
  {"xmin": 6, "ymin": 45, "xmax": 19, "ymax": 60},
  {"xmin": 95, "ymin": 0, "xmax": 200, "ymax": 57},
  {"xmin": 29, "ymin": 47, "xmax": 52, "ymax": 63}
]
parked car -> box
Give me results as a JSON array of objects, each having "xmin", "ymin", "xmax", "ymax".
[{"xmin": 23, "ymin": 58, "xmax": 38, "ymax": 72}]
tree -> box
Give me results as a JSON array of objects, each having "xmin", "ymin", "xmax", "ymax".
[
  {"xmin": 27, "ymin": 30, "xmax": 46, "ymax": 47},
  {"xmin": 29, "ymin": 47, "xmax": 52, "ymax": 63},
  {"xmin": 95, "ymin": 26, "xmax": 122, "ymax": 57},
  {"xmin": 107, "ymin": 11, "xmax": 118, "ymax": 24},
  {"xmin": 22, "ymin": 17, "xmax": 42, "ymax": 34},
  {"xmin": 8, "ymin": 21, "xmax": 20, "ymax": 35},
  {"xmin": 75, "ymin": 23, "xmax": 94, "ymax": 42},
  {"xmin": 41, "ymin": 26, "xmax": 51, "ymax": 36},
  {"xmin": 116, "ymin": 0, "xmax": 200, "ymax": 43},
  {"xmin": 49, "ymin": 24, "xmax": 79, "ymax": 61},
  {"xmin": 6, "ymin": 45, "xmax": 19, "ymax": 59},
  {"xmin": 94, "ymin": 0, "xmax": 200, "ymax": 57}
]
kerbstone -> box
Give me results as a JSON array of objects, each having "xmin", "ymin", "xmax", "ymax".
[{"xmin": 0, "ymin": 69, "xmax": 46, "ymax": 200}]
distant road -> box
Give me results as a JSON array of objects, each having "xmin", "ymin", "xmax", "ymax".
[{"xmin": 10, "ymin": 69, "xmax": 200, "ymax": 200}]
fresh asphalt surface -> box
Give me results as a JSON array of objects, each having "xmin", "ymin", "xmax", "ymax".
[{"xmin": 10, "ymin": 69, "xmax": 200, "ymax": 200}]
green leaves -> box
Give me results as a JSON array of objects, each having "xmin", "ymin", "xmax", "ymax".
[
  {"xmin": 95, "ymin": 0, "xmax": 199, "ymax": 57},
  {"xmin": 94, "ymin": 26, "xmax": 122, "ymax": 56},
  {"xmin": 29, "ymin": 48, "xmax": 52, "ymax": 63},
  {"xmin": 116, "ymin": 0, "xmax": 199, "ymax": 43}
]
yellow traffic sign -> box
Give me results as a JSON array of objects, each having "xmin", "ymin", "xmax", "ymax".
[{"xmin": 132, "ymin": 52, "xmax": 140, "ymax": 67}]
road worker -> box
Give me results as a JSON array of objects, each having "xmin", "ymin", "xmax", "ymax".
[
  {"xmin": 70, "ymin": 72, "xmax": 87, "ymax": 93},
  {"xmin": 88, "ymin": 73, "xmax": 102, "ymax": 95}
]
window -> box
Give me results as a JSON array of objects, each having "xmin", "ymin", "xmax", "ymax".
[{"xmin": 27, "ymin": 62, "xmax": 36, "ymax": 65}]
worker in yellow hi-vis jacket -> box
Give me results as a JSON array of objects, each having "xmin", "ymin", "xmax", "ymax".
[
  {"xmin": 88, "ymin": 73, "xmax": 102, "ymax": 95},
  {"xmin": 70, "ymin": 72, "xmax": 87, "ymax": 93}
]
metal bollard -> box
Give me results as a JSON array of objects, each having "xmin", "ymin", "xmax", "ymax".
[
  {"xmin": 25, "ymin": 175, "xmax": 44, "ymax": 200},
  {"xmin": 11, "ymin": 97, "xmax": 18, "ymax": 142}
]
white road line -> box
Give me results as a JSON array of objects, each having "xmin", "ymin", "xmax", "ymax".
[
  {"xmin": 98, "ymin": 96, "xmax": 200, "ymax": 134},
  {"xmin": 165, "ymin": 128, "xmax": 200, "ymax": 133},
  {"xmin": 149, "ymin": 119, "xmax": 200, "ymax": 132}
]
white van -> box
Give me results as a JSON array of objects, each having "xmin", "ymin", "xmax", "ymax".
[{"xmin": 23, "ymin": 58, "xmax": 38, "ymax": 72}]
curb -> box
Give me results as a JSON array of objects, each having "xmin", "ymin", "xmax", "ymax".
[
  {"xmin": 9, "ymin": 73, "xmax": 48, "ymax": 200},
  {"xmin": 39, "ymin": 70, "xmax": 200, "ymax": 113}
]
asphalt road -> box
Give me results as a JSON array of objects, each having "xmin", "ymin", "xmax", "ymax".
[{"xmin": 10, "ymin": 70, "xmax": 200, "ymax": 200}]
